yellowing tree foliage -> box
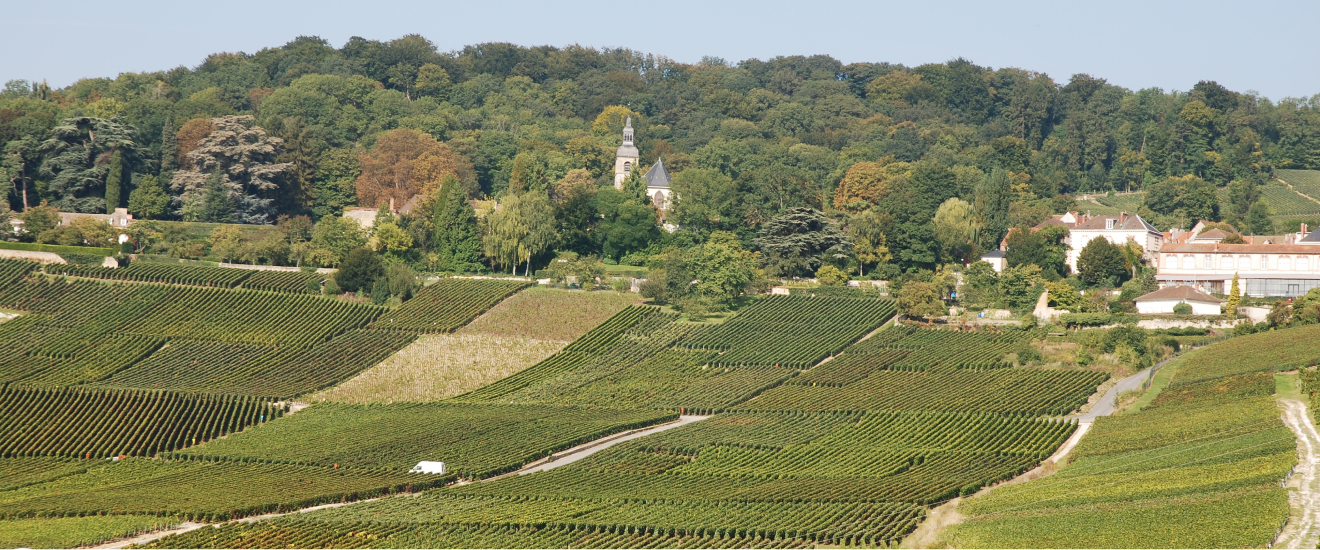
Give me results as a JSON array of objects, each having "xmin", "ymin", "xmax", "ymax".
[{"xmin": 355, "ymin": 129, "xmax": 475, "ymax": 209}]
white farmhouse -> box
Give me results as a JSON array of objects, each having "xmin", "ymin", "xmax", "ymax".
[
  {"xmin": 979, "ymin": 250, "xmax": 1006, "ymax": 273},
  {"xmin": 1066, "ymin": 212, "xmax": 1162, "ymax": 273},
  {"xmin": 1133, "ymin": 285, "xmax": 1224, "ymax": 315}
]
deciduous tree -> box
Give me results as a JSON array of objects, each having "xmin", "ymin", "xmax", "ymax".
[{"xmin": 356, "ymin": 129, "xmax": 474, "ymax": 209}]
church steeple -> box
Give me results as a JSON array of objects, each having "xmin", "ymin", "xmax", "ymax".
[{"xmin": 614, "ymin": 116, "xmax": 640, "ymax": 188}]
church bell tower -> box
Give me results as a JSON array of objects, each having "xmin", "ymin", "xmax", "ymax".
[{"xmin": 613, "ymin": 117, "xmax": 640, "ymax": 189}]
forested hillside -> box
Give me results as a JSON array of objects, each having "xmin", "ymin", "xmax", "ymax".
[{"xmin": 4, "ymin": 35, "xmax": 1320, "ymax": 280}]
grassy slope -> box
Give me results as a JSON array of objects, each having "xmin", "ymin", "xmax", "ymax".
[
  {"xmin": 308, "ymin": 333, "xmax": 566, "ymax": 403},
  {"xmin": 457, "ymin": 287, "xmax": 640, "ymax": 342}
]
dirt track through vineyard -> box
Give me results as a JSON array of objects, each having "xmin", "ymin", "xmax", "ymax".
[
  {"xmin": 1275, "ymin": 399, "xmax": 1320, "ymax": 549},
  {"xmin": 90, "ymin": 415, "xmax": 708, "ymax": 549}
]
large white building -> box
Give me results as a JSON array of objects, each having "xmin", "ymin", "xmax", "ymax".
[
  {"xmin": 1065, "ymin": 212, "xmax": 1163, "ymax": 272},
  {"xmin": 1156, "ymin": 224, "xmax": 1320, "ymax": 297}
]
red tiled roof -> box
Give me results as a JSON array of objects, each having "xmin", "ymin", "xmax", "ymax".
[{"xmin": 1161, "ymin": 243, "xmax": 1320, "ymax": 254}]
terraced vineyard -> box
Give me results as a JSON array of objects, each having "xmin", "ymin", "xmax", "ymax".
[
  {"xmin": 0, "ymin": 261, "xmax": 529, "ymax": 398},
  {"xmin": 949, "ymin": 342, "xmax": 1295, "ymax": 547},
  {"xmin": 0, "ymin": 386, "xmax": 276, "ymax": 459},
  {"xmin": 680, "ymin": 295, "xmax": 897, "ymax": 368},
  {"xmin": 139, "ymin": 301, "xmax": 1112, "ymax": 550},
  {"xmin": 0, "ymin": 459, "xmax": 446, "ymax": 522},
  {"xmin": 53, "ymin": 262, "xmax": 253, "ymax": 288},
  {"xmin": 0, "ymin": 265, "xmax": 1120, "ymax": 549},
  {"xmin": 1093, "ymin": 192, "xmax": 1145, "ymax": 213},
  {"xmin": 166, "ymin": 402, "xmax": 675, "ymax": 478},
  {"xmin": 1258, "ymin": 180, "xmax": 1320, "ymax": 217},
  {"xmin": 1278, "ymin": 169, "xmax": 1320, "ymax": 202},
  {"xmin": 242, "ymin": 270, "xmax": 326, "ymax": 294},
  {"xmin": 371, "ymin": 278, "xmax": 531, "ymax": 333}
]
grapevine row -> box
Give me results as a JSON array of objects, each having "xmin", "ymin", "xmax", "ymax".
[
  {"xmin": 370, "ymin": 278, "xmax": 531, "ymax": 333},
  {"xmin": 0, "ymin": 386, "xmax": 278, "ymax": 459}
]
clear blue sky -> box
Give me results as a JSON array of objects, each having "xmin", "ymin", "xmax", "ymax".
[{"xmin": 4, "ymin": 0, "xmax": 1316, "ymax": 101}]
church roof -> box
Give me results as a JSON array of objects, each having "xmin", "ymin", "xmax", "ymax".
[
  {"xmin": 616, "ymin": 116, "xmax": 639, "ymax": 159},
  {"xmin": 644, "ymin": 158, "xmax": 672, "ymax": 189}
]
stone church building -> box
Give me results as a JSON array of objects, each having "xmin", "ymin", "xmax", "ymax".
[{"xmin": 613, "ymin": 117, "xmax": 673, "ymax": 211}]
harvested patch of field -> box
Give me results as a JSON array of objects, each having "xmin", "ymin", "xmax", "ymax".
[
  {"xmin": 458, "ymin": 287, "xmax": 640, "ymax": 342},
  {"xmin": 308, "ymin": 334, "xmax": 565, "ymax": 404}
]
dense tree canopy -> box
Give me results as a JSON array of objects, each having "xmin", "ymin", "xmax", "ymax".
[{"xmin": 4, "ymin": 35, "xmax": 1319, "ymax": 284}]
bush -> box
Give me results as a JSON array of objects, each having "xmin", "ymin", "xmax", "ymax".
[
  {"xmin": 335, "ymin": 248, "xmax": 383, "ymax": 293},
  {"xmin": 1172, "ymin": 302, "xmax": 1193, "ymax": 315},
  {"xmin": 816, "ymin": 265, "xmax": 849, "ymax": 287},
  {"xmin": 371, "ymin": 278, "xmax": 391, "ymax": 305},
  {"xmin": 384, "ymin": 263, "xmax": 418, "ymax": 301},
  {"xmin": 1017, "ymin": 346, "xmax": 1042, "ymax": 365},
  {"xmin": 323, "ymin": 278, "xmax": 342, "ymax": 295},
  {"xmin": 1059, "ymin": 312, "xmax": 1112, "ymax": 328}
]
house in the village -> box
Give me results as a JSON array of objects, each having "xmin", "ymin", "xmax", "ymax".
[{"xmin": 1133, "ymin": 285, "xmax": 1225, "ymax": 315}]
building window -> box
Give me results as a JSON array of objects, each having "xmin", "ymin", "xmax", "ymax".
[
  {"xmin": 1105, "ymin": 219, "xmax": 1115, "ymax": 229},
  {"xmin": 1182, "ymin": 256, "xmax": 1194, "ymax": 269},
  {"xmin": 1220, "ymin": 256, "xmax": 1233, "ymax": 269},
  {"xmin": 623, "ymin": 162, "xmax": 631, "ymax": 173},
  {"xmin": 1239, "ymin": 256, "xmax": 1249, "ymax": 270},
  {"xmin": 1301, "ymin": 257, "xmax": 1312, "ymax": 271},
  {"xmin": 1262, "ymin": 256, "xmax": 1269, "ymax": 270},
  {"xmin": 1204, "ymin": 255, "xmax": 1212, "ymax": 269},
  {"xmin": 1281, "ymin": 257, "xmax": 1291, "ymax": 271}
]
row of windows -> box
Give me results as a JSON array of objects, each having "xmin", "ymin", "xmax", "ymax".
[{"xmin": 1166, "ymin": 254, "xmax": 1317, "ymax": 271}]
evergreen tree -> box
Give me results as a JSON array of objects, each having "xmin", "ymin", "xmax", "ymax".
[
  {"xmin": 1246, "ymin": 200, "xmax": 1273, "ymax": 235},
  {"xmin": 104, "ymin": 151, "xmax": 123, "ymax": 212},
  {"xmin": 160, "ymin": 117, "xmax": 178, "ymax": 173},
  {"xmin": 276, "ymin": 117, "xmax": 316, "ymax": 215},
  {"xmin": 973, "ymin": 168, "xmax": 1012, "ymax": 252},
  {"xmin": 1226, "ymin": 273, "xmax": 1241, "ymax": 315},
  {"xmin": 199, "ymin": 171, "xmax": 235, "ymax": 223},
  {"xmin": 429, "ymin": 176, "xmax": 483, "ymax": 272},
  {"xmin": 621, "ymin": 164, "xmax": 650, "ymax": 203}
]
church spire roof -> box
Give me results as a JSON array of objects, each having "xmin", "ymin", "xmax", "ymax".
[{"xmin": 616, "ymin": 115, "xmax": 639, "ymax": 159}]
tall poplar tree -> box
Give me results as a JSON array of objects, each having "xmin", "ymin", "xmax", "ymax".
[
  {"xmin": 973, "ymin": 168, "xmax": 1012, "ymax": 252},
  {"xmin": 159, "ymin": 117, "xmax": 178, "ymax": 173},
  {"xmin": 104, "ymin": 151, "xmax": 123, "ymax": 212}
]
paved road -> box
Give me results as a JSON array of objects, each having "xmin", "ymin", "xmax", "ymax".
[
  {"xmin": 1074, "ymin": 367, "xmax": 1152, "ymax": 422},
  {"xmin": 1072, "ymin": 357, "xmax": 1179, "ymax": 423}
]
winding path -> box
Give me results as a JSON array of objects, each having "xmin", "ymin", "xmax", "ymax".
[
  {"xmin": 902, "ymin": 365, "xmax": 1155, "ymax": 548},
  {"xmin": 1274, "ymin": 399, "xmax": 1320, "ymax": 549}
]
